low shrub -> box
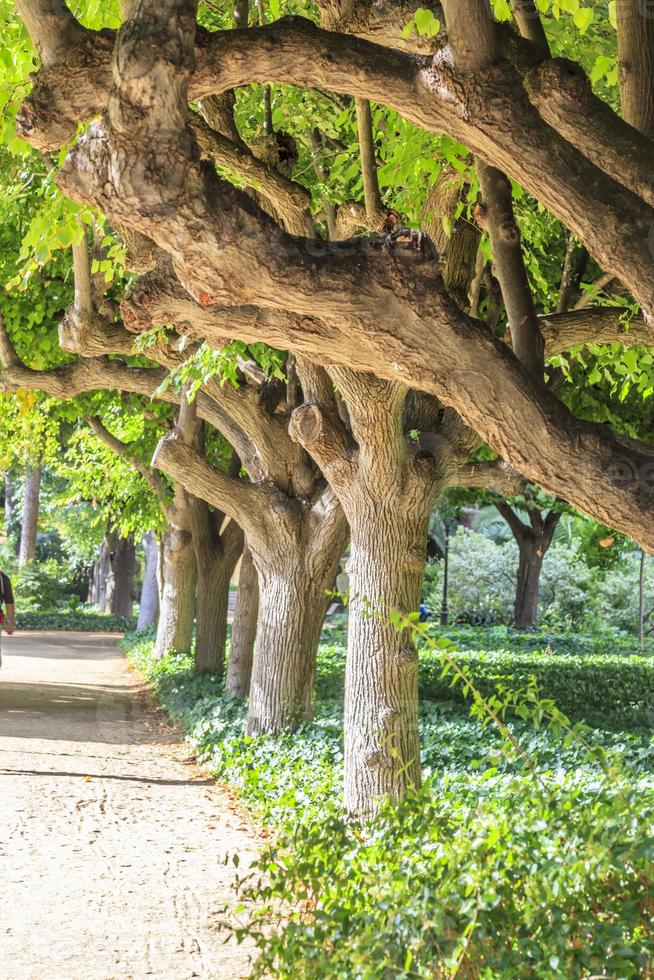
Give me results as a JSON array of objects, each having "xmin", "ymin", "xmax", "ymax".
[
  {"xmin": 241, "ymin": 776, "xmax": 654, "ymax": 979},
  {"xmin": 419, "ymin": 644, "xmax": 654, "ymax": 724},
  {"xmin": 8, "ymin": 558, "xmax": 80, "ymax": 612},
  {"xmin": 16, "ymin": 610, "xmax": 136, "ymax": 632},
  {"xmin": 316, "ymin": 627, "xmax": 654, "ymax": 724}
]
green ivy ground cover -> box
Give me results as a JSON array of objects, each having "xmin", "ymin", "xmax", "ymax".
[{"xmin": 124, "ymin": 629, "xmax": 654, "ymax": 978}]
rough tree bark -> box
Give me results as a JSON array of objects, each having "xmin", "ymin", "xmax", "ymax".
[
  {"xmin": 155, "ymin": 490, "xmax": 197, "ymax": 658},
  {"xmin": 190, "ymin": 498, "xmax": 243, "ymax": 676},
  {"xmin": 153, "ymin": 422, "xmax": 348, "ymax": 734},
  {"xmin": 227, "ymin": 543, "xmax": 259, "ymax": 697},
  {"xmin": 94, "ymin": 536, "xmax": 113, "ymax": 611},
  {"xmin": 290, "ymin": 375, "xmax": 425, "ymax": 815},
  {"xmin": 496, "ymin": 501, "xmax": 561, "ymax": 628},
  {"xmin": 137, "ymin": 530, "xmax": 160, "ymax": 630},
  {"xmin": 178, "ymin": 404, "xmax": 245, "ymax": 677},
  {"xmin": 110, "ymin": 533, "xmax": 135, "ymax": 617},
  {"xmin": 28, "ymin": 4, "xmax": 654, "ymax": 552},
  {"xmin": 617, "ymin": 0, "xmax": 654, "ymax": 139},
  {"xmin": 19, "ymin": 467, "xmax": 42, "ymax": 565},
  {"xmin": 289, "ymin": 371, "xmax": 517, "ymax": 816}
]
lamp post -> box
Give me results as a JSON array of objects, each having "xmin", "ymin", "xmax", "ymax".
[{"xmin": 440, "ymin": 519, "xmax": 455, "ymax": 626}]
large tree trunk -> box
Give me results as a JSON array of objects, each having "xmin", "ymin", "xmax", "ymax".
[
  {"xmin": 19, "ymin": 467, "xmax": 42, "ymax": 565},
  {"xmin": 246, "ymin": 507, "xmax": 346, "ymax": 735},
  {"xmin": 137, "ymin": 531, "xmax": 160, "ymax": 630},
  {"xmin": 154, "ymin": 493, "xmax": 197, "ymax": 658},
  {"xmin": 95, "ymin": 537, "xmax": 113, "ymax": 611},
  {"xmin": 617, "ymin": 0, "xmax": 654, "ymax": 139},
  {"xmin": 192, "ymin": 512, "xmax": 243, "ymax": 677},
  {"xmin": 496, "ymin": 503, "xmax": 561, "ymax": 630},
  {"xmin": 246, "ymin": 557, "xmax": 329, "ymax": 735},
  {"xmin": 290, "ymin": 371, "xmax": 450, "ymax": 819},
  {"xmin": 110, "ymin": 534, "xmax": 135, "ymax": 617},
  {"xmin": 344, "ymin": 500, "xmax": 426, "ymax": 818},
  {"xmin": 227, "ymin": 544, "xmax": 259, "ymax": 698},
  {"xmin": 194, "ymin": 555, "xmax": 231, "ymax": 674},
  {"xmin": 514, "ymin": 540, "xmax": 545, "ymax": 629}
]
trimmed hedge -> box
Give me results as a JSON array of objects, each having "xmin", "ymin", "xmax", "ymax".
[
  {"xmin": 316, "ymin": 631, "xmax": 654, "ymax": 723},
  {"xmin": 15, "ymin": 611, "xmax": 136, "ymax": 632},
  {"xmin": 437, "ymin": 623, "xmax": 654, "ymax": 658},
  {"xmin": 419, "ymin": 646, "xmax": 654, "ymax": 722}
]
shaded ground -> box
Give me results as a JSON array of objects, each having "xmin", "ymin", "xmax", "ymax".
[{"xmin": 0, "ymin": 632, "xmax": 258, "ymax": 980}]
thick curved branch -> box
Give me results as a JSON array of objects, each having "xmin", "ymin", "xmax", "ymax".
[
  {"xmin": 289, "ymin": 402, "xmax": 356, "ymax": 489},
  {"xmin": 121, "ymin": 264, "xmax": 654, "ymax": 553},
  {"xmin": 525, "ymin": 59, "xmax": 654, "ymax": 209},
  {"xmin": 28, "ymin": 6, "xmax": 654, "ymax": 550},
  {"xmin": 0, "ymin": 321, "xmax": 169, "ymax": 402},
  {"xmin": 447, "ymin": 460, "xmax": 525, "ymax": 496},
  {"xmin": 191, "ymin": 23, "xmax": 654, "ymax": 318},
  {"xmin": 540, "ymin": 307, "xmax": 651, "ymax": 356},
  {"xmin": 17, "ymin": 8, "xmax": 654, "ymax": 314},
  {"xmin": 61, "ymin": 275, "xmax": 310, "ymax": 489},
  {"xmin": 189, "ymin": 112, "xmax": 315, "ymax": 237},
  {"xmin": 317, "ymin": 0, "xmax": 443, "ymax": 54},
  {"xmin": 152, "ymin": 432, "xmax": 276, "ymax": 544},
  {"xmin": 14, "ymin": 0, "xmax": 87, "ymax": 66}
]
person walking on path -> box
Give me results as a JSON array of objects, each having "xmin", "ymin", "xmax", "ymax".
[{"xmin": 0, "ymin": 569, "xmax": 15, "ymax": 668}]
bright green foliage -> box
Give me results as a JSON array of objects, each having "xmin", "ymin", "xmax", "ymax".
[
  {"xmin": 402, "ymin": 7, "xmax": 441, "ymax": 39},
  {"xmin": 7, "ymin": 557, "xmax": 84, "ymax": 612},
  {"xmin": 56, "ymin": 403, "xmax": 172, "ymax": 538},
  {"xmin": 0, "ymin": 395, "xmax": 62, "ymax": 474},
  {"xmin": 160, "ymin": 339, "xmax": 286, "ymax": 397},
  {"xmin": 125, "ymin": 628, "xmax": 654, "ymax": 978},
  {"xmin": 0, "ymin": 152, "xmax": 74, "ymax": 367},
  {"xmin": 0, "ymin": 1, "xmax": 35, "ymax": 153}
]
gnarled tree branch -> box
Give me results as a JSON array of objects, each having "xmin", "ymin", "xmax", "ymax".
[{"xmin": 87, "ymin": 415, "xmax": 172, "ymax": 509}]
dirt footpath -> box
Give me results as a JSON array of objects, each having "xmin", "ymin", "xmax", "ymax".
[{"xmin": 0, "ymin": 632, "xmax": 258, "ymax": 980}]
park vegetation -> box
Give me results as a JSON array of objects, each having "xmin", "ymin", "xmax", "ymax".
[{"xmin": 2, "ymin": 0, "xmax": 654, "ymax": 974}]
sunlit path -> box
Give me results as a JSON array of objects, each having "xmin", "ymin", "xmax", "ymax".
[{"xmin": 0, "ymin": 632, "xmax": 256, "ymax": 980}]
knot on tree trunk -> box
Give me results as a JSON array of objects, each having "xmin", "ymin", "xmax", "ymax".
[
  {"xmin": 525, "ymin": 58, "xmax": 592, "ymax": 111},
  {"xmin": 363, "ymin": 748, "xmax": 394, "ymax": 772},
  {"xmin": 289, "ymin": 403, "xmax": 324, "ymax": 446},
  {"xmin": 395, "ymin": 644, "xmax": 418, "ymax": 668},
  {"xmin": 16, "ymin": 31, "xmax": 114, "ymax": 152}
]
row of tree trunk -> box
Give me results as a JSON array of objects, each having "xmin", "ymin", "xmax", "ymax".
[{"xmin": 86, "ymin": 515, "xmax": 258, "ymax": 698}]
